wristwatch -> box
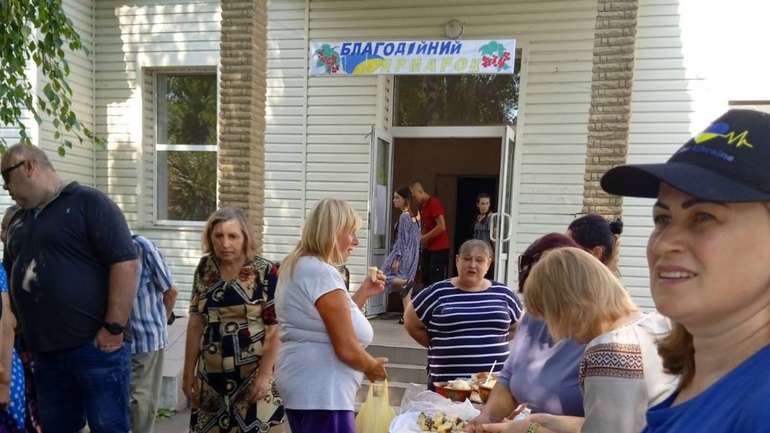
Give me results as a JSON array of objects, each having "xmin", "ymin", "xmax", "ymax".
[{"xmin": 103, "ymin": 322, "xmax": 125, "ymax": 335}]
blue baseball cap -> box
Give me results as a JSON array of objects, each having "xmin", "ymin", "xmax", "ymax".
[{"xmin": 601, "ymin": 109, "xmax": 770, "ymax": 202}]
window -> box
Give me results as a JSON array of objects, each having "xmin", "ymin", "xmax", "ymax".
[
  {"xmin": 156, "ymin": 73, "xmax": 217, "ymax": 222},
  {"xmin": 394, "ymin": 51, "xmax": 521, "ymax": 126}
]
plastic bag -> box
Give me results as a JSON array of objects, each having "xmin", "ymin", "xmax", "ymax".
[
  {"xmin": 356, "ymin": 380, "xmax": 396, "ymax": 433},
  {"xmin": 399, "ymin": 390, "xmax": 479, "ymax": 420},
  {"xmin": 390, "ymin": 390, "xmax": 480, "ymax": 433}
]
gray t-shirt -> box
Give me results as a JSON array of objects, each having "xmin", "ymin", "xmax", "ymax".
[{"xmin": 275, "ymin": 256, "xmax": 374, "ymax": 410}]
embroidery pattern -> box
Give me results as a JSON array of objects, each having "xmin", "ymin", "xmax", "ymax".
[{"xmin": 579, "ymin": 343, "xmax": 643, "ymax": 389}]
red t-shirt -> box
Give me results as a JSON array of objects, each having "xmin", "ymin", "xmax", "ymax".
[{"xmin": 421, "ymin": 196, "xmax": 450, "ymax": 251}]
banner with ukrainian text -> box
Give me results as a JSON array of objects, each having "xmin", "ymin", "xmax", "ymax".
[{"xmin": 309, "ymin": 39, "xmax": 517, "ymax": 76}]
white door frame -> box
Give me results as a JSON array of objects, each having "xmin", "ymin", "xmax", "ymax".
[{"xmin": 391, "ymin": 126, "xmax": 506, "ymax": 139}]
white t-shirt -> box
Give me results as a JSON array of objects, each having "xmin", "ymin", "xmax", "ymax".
[{"xmin": 275, "ymin": 256, "xmax": 374, "ymax": 410}]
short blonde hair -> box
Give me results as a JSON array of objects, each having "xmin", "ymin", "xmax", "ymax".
[
  {"xmin": 202, "ymin": 208, "xmax": 257, "ymax": 258},
  {"xmin": 523, "ymin": 247, "xmax": 637, "ymax": 342},
  {"xmin": 280, "ymin": 198, "xmax": 361, "ymax": 279}
]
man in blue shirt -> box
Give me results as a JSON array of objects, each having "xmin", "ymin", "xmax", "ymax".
[
  {"xmin": 129, "ymin": 235, "xmax": 177, "ymax": 433},
  {"xmin": 2, "ymin": 144, "xmax": 138, "ymax": 433}
]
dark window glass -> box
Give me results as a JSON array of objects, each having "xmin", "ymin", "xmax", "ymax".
[
  {"xmin": 394, "ymin": 54, "xmax": 521, "ymax": 126},
  {"xmin": 157, "ymin": 150, "xmax": 217, "ymax": 221},
  {"xmin": 157, "ymin": 75, "xmax": 217, "ymax": 145},
  {"xmin": 156, "ymin": 73, "xmax": 217, "ymax": 221}
]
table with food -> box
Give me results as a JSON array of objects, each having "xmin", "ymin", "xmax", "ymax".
[{"xmin": 389, "ymin": 372, "xmax": 506, "ymax": 433}]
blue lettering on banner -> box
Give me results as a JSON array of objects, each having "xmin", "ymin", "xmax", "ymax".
[
  {"xmin": 361, "ymin": 42, "xmax": 373, "ymax": 56},
  {"xmin": 383, "ymin": 43, "xmax": 395, "ymax": 56},
  {"xmin": 394, "ymin": 42, "xmax": 406, "ymax": 56},
  {"xmin": 450, "ymin": 41, "xmax": 462, "ymax": 54},
  {"xmin": 350, "ymin": 42, "xmax": 362, "ymax": 55},
  {"xmin": 415, "ymin": 42, "xmax": 428, "ymax": 55},
  {"xmin": 408, "ymin": 42, "xmax": 417, "ymax": 55},
  {"xmin": 374, "ymin": 42, "xmax": 384, "ymax": 56},
  {"xmin": 439, "ymin": 41, "xmax": 453, "ymax": 55},
  {"xmin": 427, "ymin": 41, "xmax": 440, "ymax": 55},
  {"xmin": 341, "ymin": 43, "xmax": 351, "ymax": 56}
]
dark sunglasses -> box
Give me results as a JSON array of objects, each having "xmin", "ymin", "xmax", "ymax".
[{"xmin": 1, "ymin": 161, "xmax": 25, "ymax": 184}]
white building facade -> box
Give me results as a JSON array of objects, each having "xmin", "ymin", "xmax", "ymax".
[{"xmin": 3, "ymin": 0, "xmax": 769, "ymax": 312}]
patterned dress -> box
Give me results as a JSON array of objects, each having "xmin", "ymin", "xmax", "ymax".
[
  {"xmin": 189, "ymin": 255, "xmax": 285, "ymax": 433},
  {"xmin": 0, "ymin": 268, "xmax": 25, "ymax": 433}
]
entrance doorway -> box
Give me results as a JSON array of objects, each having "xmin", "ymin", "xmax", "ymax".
[
  {"xmin": 454, "ymin": 176, "xmax": 498, "ymax": 255},
  {"xmin": 368, "ymin": 126, "xmax": 518, "ymax": 315},
  {"xmin": 389, "ymin": 137, "xmax": 500, "ymax": 309}
]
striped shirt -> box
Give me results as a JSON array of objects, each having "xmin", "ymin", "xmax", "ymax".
[
  {"xmin": 413, "ymin": 280, "xmax": 523, "ymax": 384},
  {"xmin": 128, "ymin": 235, "xmax": 174, "ymax": 354}
]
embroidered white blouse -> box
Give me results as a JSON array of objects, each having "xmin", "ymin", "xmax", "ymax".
[{"xmin": 579, "ymin": 313, "xmax": 679, "ymax": 433}]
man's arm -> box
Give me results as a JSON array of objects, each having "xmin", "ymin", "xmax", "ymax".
[
  {"xmin": 163, "ymin": 286, "xmax": 178, "ymax": 321},
  {"xmin": 95, "ymin": 258, "xmax": 139, "ymax": 352},
  {"xmin": 105, "ymin": 259, "xmax": 139, "ymax": 325},
  {"xmin": 421, "ymin": 214, "xmax": 447, "ymax": 243}
]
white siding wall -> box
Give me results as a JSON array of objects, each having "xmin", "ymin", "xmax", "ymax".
[
  {"xmin": 263, "ymin": 0, "xmax": 309, "ymax": 264},
  {"xmin": 95, "ymin": 0, "xmax": 221, "ymax": 310},
  {"xmin": 262, "ymin": 0, "xmax": 598, "ymax": 284},
  {"xmin": 38, "ymin": 0, "xmax": 96, "ymax": 185},
  {"xmin": 0, "ymin": 0, "xmax": 95, "ymax": 228},
  {"xmin": 621, "ymin": 0, "xmax": 770, "ymax": 308}
]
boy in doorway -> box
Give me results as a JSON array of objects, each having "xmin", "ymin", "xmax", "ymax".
[{"xmin": 410, "ymin": 181, "xmax": 450, "ymax": 290}]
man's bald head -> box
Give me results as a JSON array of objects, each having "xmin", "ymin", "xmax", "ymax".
[{"xmin": 2, "ymin": 144, "xmax": 54, "ymax": 170}]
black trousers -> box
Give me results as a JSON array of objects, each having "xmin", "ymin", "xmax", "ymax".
[{"xmin": 420, "ymin": 249, "xmax": 449, "ymax": 289}]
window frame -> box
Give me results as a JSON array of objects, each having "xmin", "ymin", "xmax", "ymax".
[{"xmin": 153, "ymin": 70, "xmax": 219, "ymax": 226}]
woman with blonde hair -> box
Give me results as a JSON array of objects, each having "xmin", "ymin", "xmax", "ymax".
[
  {"xmin": 275, "ymin": 198, "xmax": 388, "ymax": 433},
  {"xmin": 183, "ymin": 208, "xmax": 284, "ymax": 433},
  {"xmin": 481, "ymin": 247, "xmax": 676, "ymax": 433}
]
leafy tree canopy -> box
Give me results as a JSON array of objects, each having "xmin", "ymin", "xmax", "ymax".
[{"xmin": 0, "ymin": 0, "xmax": 100, "ymax": 155}]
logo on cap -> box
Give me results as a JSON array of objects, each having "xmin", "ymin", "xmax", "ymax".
[{"xmin": 694, "ymin": 122, "xmax": 753, "ymax": 148}]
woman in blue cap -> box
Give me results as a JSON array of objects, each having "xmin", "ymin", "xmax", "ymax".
[{"xmin": 599, "ymin": 109, "xmax": 770, "ymax": 432}]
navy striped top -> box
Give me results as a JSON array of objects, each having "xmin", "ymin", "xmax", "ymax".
[{"xmin": 412, "ymin": 280, "xmax": 524, "ymax": 384}]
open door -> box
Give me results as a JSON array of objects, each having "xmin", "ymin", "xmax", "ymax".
[
  {"xmin": 491, "ymin": 126, "xmax": 517, "ymax": 284},
  {"xmin": 366, "ymin": 127, "xmax": 394, "ymax": 316}
]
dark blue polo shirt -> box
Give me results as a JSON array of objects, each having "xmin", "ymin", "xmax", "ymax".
[{"xmin": 3, "ymin": 182, "xmax": 137, "ymax": 352}]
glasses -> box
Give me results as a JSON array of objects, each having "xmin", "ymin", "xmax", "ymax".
[{"xmin": 1, "ymin": 161, "xmax": 25, "ymax": 184}]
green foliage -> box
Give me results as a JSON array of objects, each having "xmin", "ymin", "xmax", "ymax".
[
  {"xmin": 158, "ymin": 75, "xmax": 217, "ymax": 221},
  {"xmin": 0, "ymin": 0, "xmax": 102, "ymax": 155},
  {"xmin": 164, "ymin": 76, "xmax": 217, "ymax": 145},
  {"xmin": 164, "ymin": 150, "xmax": 217, "ymax": 221},
  {"xmin": 395, "ymin": 72, "xmax": 521, "ymax": 126}
]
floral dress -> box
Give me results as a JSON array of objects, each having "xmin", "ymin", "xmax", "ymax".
[{"xmin": 189, "ymin": 255, "xmax": 284, "ymax": 433}]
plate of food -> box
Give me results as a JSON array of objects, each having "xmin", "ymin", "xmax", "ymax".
[
  {"xmin": 433, "ymin": 379, "xmax": 473, "ymax": 402},
  {"xmin": 470, "ymin": 372, "xmax": 497, "ymax": 403}
]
